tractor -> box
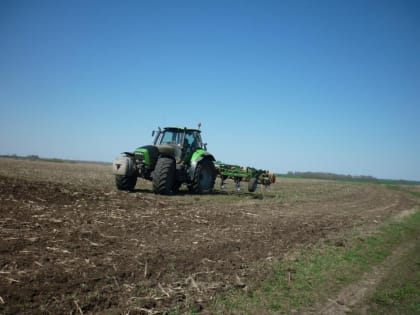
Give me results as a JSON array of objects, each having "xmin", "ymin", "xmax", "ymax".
[{"xmin": 112, "ymin": 126, "xmax": 216, "ymax": 194}]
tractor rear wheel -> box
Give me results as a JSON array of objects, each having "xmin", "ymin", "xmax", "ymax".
[
  {"xmin": 190, "ymin": 158, "xmax": 216, "ymax": 194},
  {"xmin": 248, "ymin": 177, "xmax": 258, "ymax": 192},
  {"xmin": 115, "ymin": 175, "xmax": 137, "ymax": 191},
  {"xmin": 152, "ymin": 157, "xmax": 175, "ymax": 195}
]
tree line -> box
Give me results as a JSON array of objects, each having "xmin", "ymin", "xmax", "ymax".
[{"xmin": 281, "ymin": 171, "xmax": 420, "ymax": 185}]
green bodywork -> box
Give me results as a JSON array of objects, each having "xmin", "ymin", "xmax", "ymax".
[
  {"xmin": 134, "ymin": 147, "xmax": 151, "ymax": 166},
  {"xmin": 191, "ymin": 149, "xmax": 207, "ymax": 162}
]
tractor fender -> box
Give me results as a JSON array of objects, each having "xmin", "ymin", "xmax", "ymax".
[
  {"xmin": 113, "ymin": 154, "xmax": 136, "ymax": 176},
  {"xmin": 156, "ymin": 144, "xmax": 176, "ymax": 157},
  {"xmin": 188, "ymin": 151, "xmax": 215, "ymax": 181}
]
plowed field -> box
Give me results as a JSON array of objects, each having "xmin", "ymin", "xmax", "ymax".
[{"xmin": 0, "ymin": 158, "xmax": 418, "ymax": 314}]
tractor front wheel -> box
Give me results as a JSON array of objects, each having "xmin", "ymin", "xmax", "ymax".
[
  {"xmin": 152, "ymin": 157, "xmax": 176, "ymax": 195},
  {"xmin": 115, "ymin": 175, "xmax": 137, "ymax": 191}
]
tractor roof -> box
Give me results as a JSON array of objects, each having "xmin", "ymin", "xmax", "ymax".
[{"xmin": 163, "ymin": 127, "xmax": 201, "ymax": 133}]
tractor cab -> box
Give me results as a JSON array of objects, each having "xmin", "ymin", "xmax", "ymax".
[{"xmin": 153, "ymin": 127, "xmax": 204, "ymax": 162}]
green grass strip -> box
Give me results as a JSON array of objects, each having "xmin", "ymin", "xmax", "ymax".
[
  {"xmin": 208, "ymin": 208, "xmax": 420, "ymax": 314},
  {"xmin": 366, "ymin": 238, "xmax": 420, "ymax": 314}
]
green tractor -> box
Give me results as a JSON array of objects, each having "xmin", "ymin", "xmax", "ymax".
[{"xmin": 112, "ymin": 126, "xmax": 216, "ymax": 194}]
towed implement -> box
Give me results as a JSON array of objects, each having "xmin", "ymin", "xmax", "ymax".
[{"xmin": 214, "ymin": 161, "xmax": 276, "ymax": 192}]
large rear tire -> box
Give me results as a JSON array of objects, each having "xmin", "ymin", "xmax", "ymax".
[
  {"xmin": 152, "ymin": 157, "xmax": 176, "ymax": 195},
  {"xmin": 115, "ymin": 175, "xmax": 137, "ymax": 191},
  {"xmin": 190, "ymin": 159, "xmax": 216, "ymax": 194},
  {"xmin": 248, "ymin": 177, "xmax": 258, "ymax": 192}
]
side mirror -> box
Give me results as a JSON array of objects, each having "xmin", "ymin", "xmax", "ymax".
[{"xmin": 152, "ymin": 127, "xmax": 161, "ymax": 137}]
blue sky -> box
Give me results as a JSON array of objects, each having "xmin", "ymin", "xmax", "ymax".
[{"xmin": 1, "ymin": 0, "xmax": 419, "ymax": 180}]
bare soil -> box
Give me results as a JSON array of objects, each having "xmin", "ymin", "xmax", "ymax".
[{"xmin": 0, "ymin": 158, "xmax": 418, "ymax": 314}]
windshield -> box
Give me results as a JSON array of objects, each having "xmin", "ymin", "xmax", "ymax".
[
  {"xmin": 157, "ymin": 130, "xmax": 184, "ymax": 145},
  {"xmin": 156, "ymin": 129, "xmax": 203, "ymax": 149}
]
